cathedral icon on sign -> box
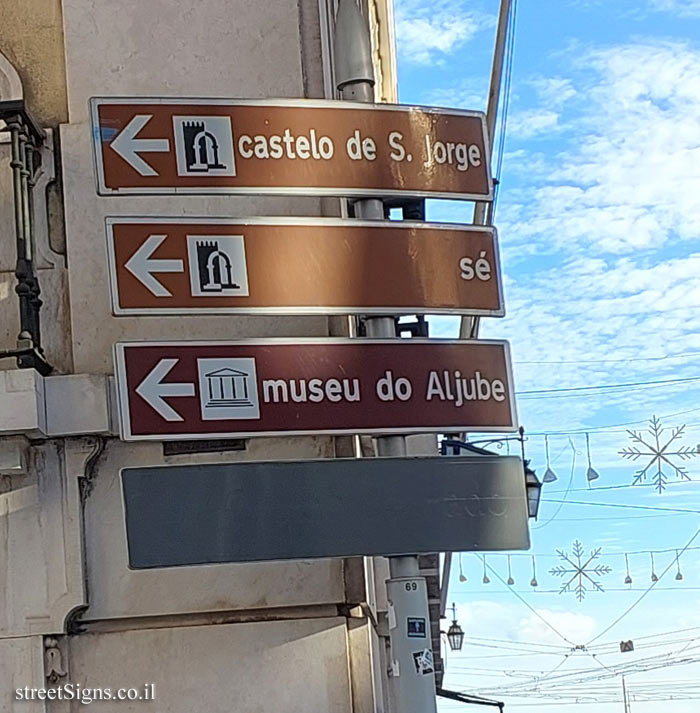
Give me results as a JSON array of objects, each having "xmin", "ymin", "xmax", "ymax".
[
  {"xmin": 182, "ymin": 121, "xmax": 227, "ymax": 172},
  {"xmin": 186, "ymin": 234, "xmax": 249, "ymax": 298}
]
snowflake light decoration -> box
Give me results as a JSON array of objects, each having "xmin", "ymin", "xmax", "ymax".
[
  {"xmin": 549, "ymin": 541, "xmax": 611, "ymax": 602},
  {"xmin": 619, "ymin": 416, "xmax": 699, "ymax": 494}
]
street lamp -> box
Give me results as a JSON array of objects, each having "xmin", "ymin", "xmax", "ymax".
[
  {"xmin": 439, "ymin": 432, "xmax": 542, "ymax": 519},
  {"xmin": 446, "ymin": 603, "xmax": 464, "ymax": 652},
  {"xmin": 524, "ymin": 461, "xmax": 542, "ymax": 520}
]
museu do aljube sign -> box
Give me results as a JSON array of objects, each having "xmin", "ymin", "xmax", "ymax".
[
  {"xmin": 90, "ymin": 98, "xmax": 492, "ymax": 199},
  {"xmin": 114, "ymin": 339, "xmax": 517, "ymax": 441}
]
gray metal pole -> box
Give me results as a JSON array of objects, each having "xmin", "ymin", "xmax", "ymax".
[
  {"xmin": 439, "ymin": 552, "xmax": 452, "ymax": 618},
  {"xmin": 334, "ymin": 2, "xmax": 437, "ymax": 711},
  {"xmin": 622, "ymin": 676, "xmax": 631, "ymax": 713},
  {"xmin": 459, "ymin": 0, "xmax": 513, "ymax": 340}
]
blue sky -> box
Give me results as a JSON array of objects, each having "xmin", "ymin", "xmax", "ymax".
[{"xmin": 394, "ymin": 0, "xmax": 700, "ymax": 709}]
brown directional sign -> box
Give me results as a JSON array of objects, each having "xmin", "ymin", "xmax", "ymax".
[
  {"xmin": 90, "ymin": 98, "xmax": 492, "ymax": 199},
  {"xmin": 114, "ymin": 339, "xmax": 517, "ymax": 441},
  {"xmin": 106, "ymin": 218, "xmax": 504, "ymax": 316}
]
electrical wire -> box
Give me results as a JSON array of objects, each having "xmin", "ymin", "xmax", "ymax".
[
  {"xmin": 541, "ymin": 499, "xmax": 700, "ymax": 515},
  {"xmin": 472, "ymin": 553, "xmax": 578, "ymax": 647},
  {"xmin": 511, "ymin": 407, "xmax": 700, "ymax": 436},
  {"xmin": 444, "ymin": 630, "xmax": 700, "ymax": 705},
  {"xmin": 490, "ymin": 0, "xmax": 517, "ymax": 218},
  {"xmin": 516, "ymin": 375, "xmax": 700, "ymax": 400},
  {"xmin": 527, "ymin": 412, "xmax": 700, "ymax": 436},
  {"xmin": 518, "ymin": 375, "xmax": 700, "ymax": 395},
  {"xmin": 456, "ymin": 543, "xmax": 700, "ymax": 559},
  {"xmin": 514, "ymin": 349, "xmax": 700, "ymax": 365},
  {"xmin": 586, "ymin": 522, "xmax": 700, "ymax": 645},
  {"xmin": 464, "ymin": 635, "xmax": 569, "ymax": 650},
  {"xmin": 543, "ymin": 480, "xmax": 700, "ymax": 494},
  {"xmin": 452, "ymin": 587, "xmax": 700, "ymax": 594},
  {"xmin": 532, "ymin": 438, "xmax": 576, "ymax": 530},
  {"xmin": 444, "ymin": 631, "xmax": 700, "ymax": 709}
]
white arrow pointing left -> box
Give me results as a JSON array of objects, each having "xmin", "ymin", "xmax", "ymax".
[
  {"xmin": 125, "ymin": 234, "xmax": 184, "ymax": 297},
  {"xmin": 110, "ymin": 114, "xmax": 170, "ymax": 176},
  {"xmin": 135, "ymin": 358, "xmax": 195, "ymax": 422}
]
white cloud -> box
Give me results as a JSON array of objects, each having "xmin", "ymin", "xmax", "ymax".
[
  {"xmin": 530, "ymin": 76, "xmax": 578, "ymax": 108},
  {"xmin": 455, "ymin": 599, "xmax": 596, "ymax": 647},
  {"xmin": 650, "ymin": 0, "xmax": 700, "ymax": 16},
  {"xmin": 517, "ymin": 608, "xmax": 598, "ymax": 645},
  {"xmin": 500, "ymin": 42, "xmax": 700, "ymax": 255},
  {"xmin": 424, "ymin": 41, "xmax": 700, "ymax": 478},
  {"xmin": 427, "ymin": 80, "xmax": 487, "ymax": 112},
  {"xmin": 394, "ymin": 0, "xmax": 493, "ymax": 65},
  {"xmin": 468, "ymin": 40, "xmax": 700, "ymax": 438},
  {"xmin": 508, "ymin": 109, "xmax": 560, "ymax": 139}
]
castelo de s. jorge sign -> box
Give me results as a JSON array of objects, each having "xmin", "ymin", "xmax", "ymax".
[{"xmin": 91, "ymin": 98, "xmax": 492, "ymax": 199}]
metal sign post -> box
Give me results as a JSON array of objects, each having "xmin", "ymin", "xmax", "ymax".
[{"xmin": 334, "ymin": 3, "xmax": 460, "ymax": 711}]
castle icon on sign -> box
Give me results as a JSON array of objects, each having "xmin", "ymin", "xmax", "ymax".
[
  {"xmin": 173, "ymin": 115, "xmax": 236, "ymax": 177},
  {"xmin": 182, "ymin": 121, "xmax": 227, "ymax": 172}
]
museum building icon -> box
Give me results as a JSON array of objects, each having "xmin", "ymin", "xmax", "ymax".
[{"xmin": 202, "ymin": 367, "xmax": 254, "ymax": 409}]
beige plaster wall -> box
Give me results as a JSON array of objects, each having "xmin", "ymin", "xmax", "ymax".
[
  {"xmin": 69, "ymin": 619, "xmax": 353, "ymax": 713},
  {"xmin": 58, "ymin": 0, "xmax": 336, "ymax": 373},
  {"xmin": 0, "ymin": 0, "xmax": 68, "ymax": 126},
  {"xmin": 0, "ymin": 637, "xmax": 46, "ymax": 713},
  {"xmin": 82, "ymin": 437, "xmax": 344, "ymax": 621}
]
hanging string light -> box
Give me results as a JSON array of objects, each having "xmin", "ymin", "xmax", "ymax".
[
  {"xmin": 543, "ymin": 435, "xmax": 558, "ymax": 483},
  {"xmin": 586, "ymin": 433, "xmax": 600, "ymax": 485},
  {"xmin": 530, "ymin": 555, "xmax": 538, "ymax": 588},
  {"xmin": 650, "ymin": 552, "xmax": 659, "ymax": 583},
  {"xmin": 466, "ymin": 544, "xmax": 698, "ymax": 595},
  {"xmin": 507, "ymin": 555, "xmax": 515, "ymax": 586},
  {"xmin": 459, "ymin": 553, "xmax": 467, "ymax": 582}
]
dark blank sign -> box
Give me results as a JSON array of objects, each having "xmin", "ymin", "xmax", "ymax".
[{"xmin": 122, "ymin": 456, "xmax": 530, "ymax": 569}]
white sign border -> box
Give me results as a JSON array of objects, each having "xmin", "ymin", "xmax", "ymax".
[
  {"xmin": 114, "ymin": 338, "xmax": 518, "ymax": 442},
  {"xmin": 90, "ymin": 97, "xmax": 494, "ymax": 200},
  {"xmin": 105, "ymin": 216, "xmax": 505, "ymax": 318}
]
